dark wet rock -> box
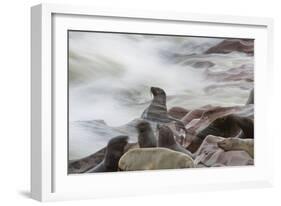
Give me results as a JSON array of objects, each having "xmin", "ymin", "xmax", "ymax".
[
  {"xmin": 191, "ymin": 61, "xmax": 215, "ymax": 69},
  {"xmin": 68, "ymin": 147, "xmax": 106, "ymax": 174},
  {"xmin": 205, "ymin": 39, "xmax": 254, "ymax": 54},
  {"xmin": 179, "ymin": 59, "xmax": 215, "ymax": 68},
  {"xmin": 246, "ymin": 89, "xmax": 254, "ymax": 105}
]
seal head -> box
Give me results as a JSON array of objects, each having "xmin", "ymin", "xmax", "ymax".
[
  {"xmin": 151, "ymin": 86, "xmax": 166, "ymax": 104},
  {"xmin": 136, "ymin": 120, "xmax": 157, "ymax": 148},
  {"xmin": 88, "ymin": 135, "xmax": 128, "ymax": 173}
]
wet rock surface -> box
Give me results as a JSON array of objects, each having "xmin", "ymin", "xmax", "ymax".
[
  {"xmin": 69, "ymin": 88, "xmax": 254, "ymax": 173},
  {"xmin": 205, "ymin": 39, "xmax": 254, "ymax": 55}
]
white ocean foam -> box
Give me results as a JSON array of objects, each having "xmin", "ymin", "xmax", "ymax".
[{"xmin": 68, "ymin": 31, "xmax": 254, "ymax": 159}]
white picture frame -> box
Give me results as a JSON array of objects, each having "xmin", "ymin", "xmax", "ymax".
[{"xmin": 31, "ymin": 3, "xmax": 274, "ymax": 202}]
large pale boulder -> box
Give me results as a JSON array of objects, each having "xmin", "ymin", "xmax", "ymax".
[{"xmin": 119, "ymin": 148, "xmax": 194, "ymax": 171}]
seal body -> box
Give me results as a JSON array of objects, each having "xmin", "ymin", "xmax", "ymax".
[
  {"xmin": 141, "ymin": 87, "xmax": 185, "ymax": 125},
  {"xmin": 157, "ymin": 125, "xmax": 193, "ymax": 158},
  {"xmin": 141, "ymin": 87, "xmax": 169, "ymax": 122},
  {"xmin": 87, "ymin": 135, "xmax": 128, "ymax": 173},
  {"xmin": 196, "ymin": 106, "xmax": 254, "ymax": 140},
  {"xmin": 218, "ymin": 137, "xmax": 254, "ymax": 158},
  {"xmin": 118, "ymin": 148, "xmax": 194, "ymax": 171},
  {"xmin": 233, "ymin": 115, "xmax": 254, "ymax": 138},
  {"xmin": 196, "ymin": 114, "xmax": 242, "ymax": 140},
  {"xmin": 136, "ymin": 120, "xmax": 157, "ymax": 148},
  {"xmin": 186, "ymin": 105, "xmax": 254, "ymax": 153}
]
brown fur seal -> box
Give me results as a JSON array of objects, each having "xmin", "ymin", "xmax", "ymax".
[
  {"xmin": 141, "ymin": 87, "xmax": 168, "ymax": 122},
  {"xmin": 186, "ymin": 105, "xmax": 253, "ymax": 153},
  {"xmin": 118, "ymin": 148, "xmax": 194, "ymax": 171},
  {"xmin": 87, "ymin": 136, "xmax": 128, "ymax": 173},
  {"xmin": 157, "ymin": 125, "xmax": 193, "ymax": 158},
  {"xmin": 141, "ymin": 87, "xmax": 185, "ymax": 128},
  {"xmin": 193, "ymin": 113, "xmax": 253, "ymax": 153},
  {"xmin": 218, "ymin": 137, "xmax": 254, "ymax": 158},
  {"xmin": 196, "ymin": 114, "xmax": 242, "ymax": 140},
  {"xmin": 196, "ymin": 105, "xmax": 254, "ymax": 140},
  {"xmin": 232, "ymin": 114, "xmax": 254, "ymax": 138},
  {"xmin": 136, "ymin": 120, "xmax": 157, "ymax": 148}
]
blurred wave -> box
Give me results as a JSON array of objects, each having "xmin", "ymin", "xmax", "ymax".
[{"xmin": 68, "ymin": 31, "xmax": 254, "ymax": 160}]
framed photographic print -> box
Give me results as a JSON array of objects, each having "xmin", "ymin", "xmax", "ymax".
[{"xmin": 31, "ymin": 3, "xmax": 274, "ymax": 201}]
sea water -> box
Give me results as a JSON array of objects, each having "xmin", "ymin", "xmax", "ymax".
[{"xmin": 68, "ymin": 31, "xmax": 254, "ymax": 160}]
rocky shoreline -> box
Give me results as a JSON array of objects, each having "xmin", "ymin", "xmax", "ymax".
[
  {"xmin": 68, "ymin": 38, "xmax": 254, "ymax": 174},
  {"xmin": 69, "ymin": 88, "xmax": 254, "ymax": 174}
]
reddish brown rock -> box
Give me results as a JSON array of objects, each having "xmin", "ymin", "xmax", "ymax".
[
  {"xmin": 205, "ymin": 39, "xmax": 254, "ymax": 54},
  {"xmin": 168, "ymin": 106, "xmax": 190, "ymax": 120},
  {"xmin": 181, "ymin": 105, "xmax": 213, "ymax": 126},
  {"xmin": 194, "ymin": 135, "xmax": 253, "ymax": 167}
]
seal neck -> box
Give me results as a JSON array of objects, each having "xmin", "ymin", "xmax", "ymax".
[
  {"xmin": 153, "ymin": 95, "xmax": 166, "ymax": 107},
  {"xmin": 158, "ymin": 127, "xmax": 176, "ymax": 146}
]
